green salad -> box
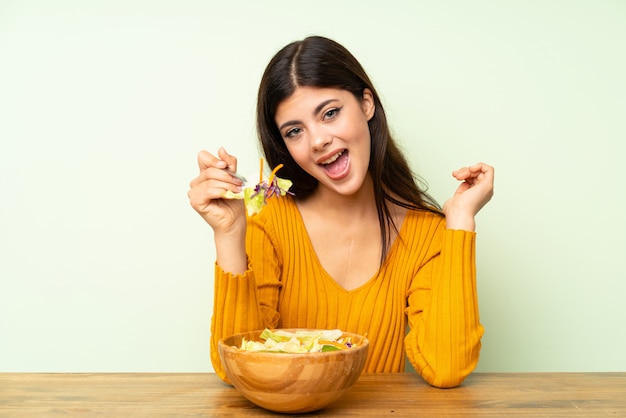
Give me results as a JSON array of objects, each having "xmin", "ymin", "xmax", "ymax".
[
  {"xmin": 239, "ymin": 329, "xmax": 358, "ymax": 353},
  {"xmin": 223, "ymin": 160, "xmax": 293, "ymax": 216}
]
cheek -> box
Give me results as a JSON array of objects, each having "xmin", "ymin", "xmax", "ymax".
[
  {"xmin": 352, "ymin": 121, "xmax": 372, "ymax": 147},
  {"xmin": 341, "ymin": 115, "xmax": 369, "ymax": 142},
  {"xmin": 284, "ymin": 141, "xmax": 306, "ymax": 165}
]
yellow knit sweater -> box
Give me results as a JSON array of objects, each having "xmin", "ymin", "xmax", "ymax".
[{"xmin": 210, "ymin": 195, "xmax": 483, "ymax": 388}]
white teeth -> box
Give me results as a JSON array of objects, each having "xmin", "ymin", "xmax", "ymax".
[{"xmin": 321, "ymin": 151, "xmax": 343, "ymax": 165}]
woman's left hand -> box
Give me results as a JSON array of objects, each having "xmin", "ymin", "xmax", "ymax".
[{"xmin": 443, "ymin": 162, "xmax": 495, "ymax": 231}]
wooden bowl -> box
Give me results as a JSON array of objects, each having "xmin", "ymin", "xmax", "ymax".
[{"xmin": 218, "ymin": 329, "xmax": 369, "ymax": 413}]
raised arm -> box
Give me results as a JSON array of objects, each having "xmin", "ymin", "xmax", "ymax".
[
  {"xmin": 188, "ymin": 147, "xmax": 247, "ymax": 274},
  {"xmin": 404, "ymin": 228, "xmax": 483, "ymax": 388}
]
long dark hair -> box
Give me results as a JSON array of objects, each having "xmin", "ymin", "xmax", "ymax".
[{"xmin": 256, "ymin": 36, "xmax": 442, "ymax": 262}]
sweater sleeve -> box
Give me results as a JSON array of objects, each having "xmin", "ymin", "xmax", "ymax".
[
  {"xmin": 404, "ymin": 228, "xmax": 483, "ymax": 388},
  {"xmin": 209, "ymin": 211, "xmax": 283, "ymax": 382}
]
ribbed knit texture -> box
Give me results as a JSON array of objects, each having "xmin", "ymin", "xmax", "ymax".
[{"xmin": 210, "ymin": 196, "xmax": 483, "ymax": 388}]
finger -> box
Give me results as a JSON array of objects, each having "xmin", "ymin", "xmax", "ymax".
[
  {"xmin": 188, "ymin": 184, "xmax": 213, "ymax": 212},
  {"xmin": 188, "ymin": 178, "xmax": 242, "ymax": 211},
  {"xmin": 196, "ymin": 149, "xmax": 243, "ymax": 184},
  {"xmin": 217, "ymin": 147, "xmax": 238, "ymax": 173},
  {"xmin": 469, "ymin": 163, "xmax": 495, "ymax": 185},
  {"xmin": 468, "ymin": 162, "xmax": 492, "ymax": 175},
  {"xmin": 197, "ymin": 150, "xmax": 226, "ymax": 171},
  {"xmin": 197, "ymin": 172, "xmax": 244, "ymax": 194},
  {"xmin": 453, "ymin": 163, "xmax": 494, "ymax": 180},
  {"xmin": 452, "ymin": 166, "xmax": 470, "ymax": 180},
  {"xmin": 190, "ymin": 167, "xmax": 244, "ymax": 193}
]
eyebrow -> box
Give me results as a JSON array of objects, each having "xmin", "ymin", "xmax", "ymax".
[{"xmin": 278, "ymin": 98, "xmax": 338, "ymax": 132}]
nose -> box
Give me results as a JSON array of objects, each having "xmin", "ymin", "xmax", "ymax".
[{"xmin": 310, "ymin": 128, "xmax": 332, "ymax": 151}]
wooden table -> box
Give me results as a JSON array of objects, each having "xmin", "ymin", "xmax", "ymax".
[{"xmin": 1, "ymin": 372, "xmax": 625, "ymax": 417}]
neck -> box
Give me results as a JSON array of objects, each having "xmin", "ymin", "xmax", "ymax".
[{"xmin": 309, "ymin": 175, "xmax": 377, "ymax": 220}]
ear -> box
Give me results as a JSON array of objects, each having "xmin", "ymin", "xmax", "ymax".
[{"xmin": 361, "ymin": 88, "xmax": 375, "ymax": 121}]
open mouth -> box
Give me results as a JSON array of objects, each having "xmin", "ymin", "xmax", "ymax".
[{"xmin": 319, "ymin": 149, "xmax": 349, "ymax": 178}]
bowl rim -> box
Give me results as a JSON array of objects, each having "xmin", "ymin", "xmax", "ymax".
[{"xmin": 218, "ymin": 328, "xmax": 369, "ymax": 357}]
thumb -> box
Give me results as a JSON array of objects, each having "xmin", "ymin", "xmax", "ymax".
[
  {"xmin": 197, "ymin": 150, "xmax": 224, "ymax": 170},
  {"xmin": 217, "ymin": 147, "xmax": 238, "ymax": 172}
]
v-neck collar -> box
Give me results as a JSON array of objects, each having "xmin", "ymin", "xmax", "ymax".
[{"xmin": 291, "ymin": 199, "xmax": 410, "ymax": 294}]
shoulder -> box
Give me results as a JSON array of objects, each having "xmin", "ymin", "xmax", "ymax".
[
  {"xmin": 398, "ymin": 209, "xmax": 446, "ymax": 254},
  {"xmin": 403, "ymin": 208, "xmax": 446, "ymax": 234}
]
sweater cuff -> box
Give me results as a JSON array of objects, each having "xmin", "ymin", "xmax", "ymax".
[
  {"xmin": 211, "ymin": 261, "xmax": 260, "ymax": 384},
  {"xmin": 213, "ymin": 261, "xmax": 259, "ymax": 319},
  {"xmin": 443, "ymin": 228, "xmax": 476, "ymax": 247}
]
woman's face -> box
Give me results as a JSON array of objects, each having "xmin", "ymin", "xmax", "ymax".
[{"xmin": 274, "ymin": 86, "xmax": 375, "ymax": 197}]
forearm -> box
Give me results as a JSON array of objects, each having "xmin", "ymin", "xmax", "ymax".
[
  {"xmin": 210, "ymin": 262, "xmax": 265, "ymax": 382},
  {"xmin": 210, "ymin": 213, "xmax": 283, "ymax": 382},
  {"xmin": 405, "ymin": 230, "xmax": 483, "ymax": 388}
]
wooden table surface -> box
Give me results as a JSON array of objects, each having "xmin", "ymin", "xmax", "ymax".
[{"xmin": 1, "ymin": 372, "xmax": 625, "ymax": 417}]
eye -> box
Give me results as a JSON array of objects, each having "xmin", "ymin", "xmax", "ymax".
[
  {"xmin": 323, "ymin": 107, "xmax": 342, "ymax": 120},
  {"xmin": 284, "ymin": 127, "xmax": 302, "ymax": 139}
]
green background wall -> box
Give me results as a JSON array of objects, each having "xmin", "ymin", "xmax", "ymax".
[{"xmin": 1, "ymin": 0, "xmax": 625, "ymax": 373}]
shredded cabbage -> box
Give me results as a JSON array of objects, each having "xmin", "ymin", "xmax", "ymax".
[
  {"xmin": 222, "ymin": 164, "xmax": 293, "ymax": 216},
  {"xmin": 239, "ymin": 329, "xmax": 356, "ymax": 353}
]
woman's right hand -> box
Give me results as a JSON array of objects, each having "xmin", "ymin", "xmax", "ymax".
[{"xmin": 188, "ymin": 147, "xmax": 246, "ymax": 235}]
